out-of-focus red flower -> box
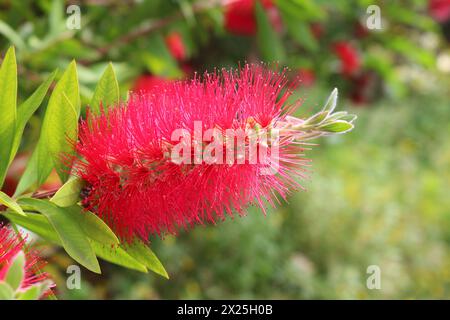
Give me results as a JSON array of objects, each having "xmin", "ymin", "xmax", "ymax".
[
  {"xmin": 1, "ymin": 153, "xmax": 61, "ymax": 196},
  {"xmin": 165, "ymin": 32, "xmax": 186, "ymax": 61},
  {"xmin": 132, "ymin": 74, "xmax": 172, "ymax": 94},
  {"xmin": 75, "ymin": 65, "xmax": 309, "ymax": 242},
  {"xmin": 333, "ymin": 41, "xmax": 361, "ymax": 76},
  {"xmin": 428, "ymin": 0, "xmax": 450, "ymax": 22},
  {"xmin": 224, "ymin": 0, "xmax": 282, "ymax": 36},
  {"xmin": 310, "ymin": 23, "xmax": 324, "ymax": 39},
  {"xmin": 290, "ymin": 68, "xmax": 315, "ymax": 89},
  {"xmin": 0, "ymin": 224, "xmax": 53, "ymax": 297},
  {"xmin": 349, "ymin": 71, "xmax": 377, "ymax": 105}
]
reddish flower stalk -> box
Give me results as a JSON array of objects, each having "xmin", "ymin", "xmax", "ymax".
[{"xmin": 74, "ymin": 65, "xmax": 355, "ymax": 242}]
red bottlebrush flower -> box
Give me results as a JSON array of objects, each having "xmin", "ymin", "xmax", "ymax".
[
  {"xmin": 0, "ymin": 225, "xmax": 52, "ymax": 297},
  {"xmin": 224, "ymin": 0, "xmax": 282, "ymax": 36},
  {"xmin": 333, "ymin": 41, "xmax": 361, "ymax": 76},
  {"xmin": 428, "ymin": 0, "xmax": 450, "ymax": 22},
  {"xmin": 74, "ymin": 65, "xmax": 311, "ymax": 242},
  {"xmin": 165, "ymin": 32, "xmax": 186, "ymax": 61},
  {"xmin": 132, "ymin": 75, "xmax": 172, "ymax": 94}
]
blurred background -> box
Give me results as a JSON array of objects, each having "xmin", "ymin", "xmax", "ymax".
[{"xmin": 1, "ymin": 0, "xmax": 449, "ymax": 299}]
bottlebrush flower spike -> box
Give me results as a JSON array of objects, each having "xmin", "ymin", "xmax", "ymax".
[
  {"xmin": 74, "ymin": 65, "xmax": 355, "ymax": 242},
  {"xmin": 0, "ymin": 224, "xmax": 53, "ymax": 299}
]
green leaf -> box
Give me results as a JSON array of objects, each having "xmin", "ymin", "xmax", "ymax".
[
  {"xmin": 5, "ymin": 251, "xmax": 25, "ymax": 291},
  {"xmin": 66, "ymin": 205, "xmax": 119, "ymax": 246},
  {"xmin": 280, "ymin": 9, "xmax": 318, "ymax": 52},
  {"xmin": 327, "ymin": 111, "xmax": 357, "ymax": 123},
  {"xmin": 123, "ymin": 240, "xmax": 169, "ymax": 279},
  {"xmin": 91, "ymin": 242, "xmax": 148, "ymax": 273},
  {"xmin": 0, "ymin": 191, "xmax": 25, "ymax": 216},
  {"xmin": 322, "ymin": 88, "xmax": 338, "ymax": 114},
  {"xmin": 15, "ymin": 63, "xmax": 79, "ymax": 195},
  {"xmin": 0, "ymin": 282, "xmax": 14, "ymax": 300},
  {"xmin": 319, "ymin": 120, "xmax": 354, "ymax": 133},
  {"xmin": 4, "ymin": 209, "xmax": 145, "ymax": 273},
  {"xmin": 9, "ymin": 70, "xmax": 57, "ymax": 164},
  {"xmin": 90, "ymin": 63, "xmax": 120, "ymax": 114},
  {"xmin": 255, "ymin": 1, "xmax": 285, "ymax": 63},
  {"xmin": 0, "ymin": 47, "xmax": 17, "ymax": 188},
  {"xmin": 50, "ymin": 177, "xmax": 84, "ymax": 207},
  {"xmin": 16, "ymin": 284, "xmax": 40, "ymax": 300},
  {"xmin": 37, "ymin": 60, "xmax": 80, "ymax": 184},
  {"xmin": 17, "ymin": 280, "xmax": 53, "ymax": 300},
  {"xmin": 49, "ymin": 0, "xmax": 65, "ymax": 36},
  {"xmin": 141, "ymin": 35, "xmax": 183, "ymax": 78},
  {"xmin": 18, "ymin": 198, "xmax": 100, "ymax": 274}
]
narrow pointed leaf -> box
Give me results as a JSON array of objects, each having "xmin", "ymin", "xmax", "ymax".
[
  {"xmin": 50, "ymin": 177, "xmax": 84, "ymax": 207},
  {"xmin": 5, "ymin": 209, "xmax": 146, "ymax": 273},
  {"xmin": 15, "ymin": 62, "xmax": 79, "ymax": 193},
  {"xmin": 0, "ymin": 282, "xmax": 14, "ymax": 300},
  {"xmin": 319, "ymin": 120, "xmax": 354, "ymax": 133},
  {"xmin": 322, "ymin": 88, "xmax": 338, "ymax": 113},
  {"xmin": 16, "ymin": 284, "xmax": 40, "ymax": 300},
  {"xmin": 0, "ymin": 191, "xmax": 25, "ymax": 216},
  {"xmin": 124, "ymin": 240, "xmax": 169, "ymax": 279},
  {"xmin": 66, "ymin": 205, "xmax": 119, "ymax": 246},
  {"xmin": 5, "ymin": 251, "xmax": 25, "ymax": 291},
  {"xmin": 91, "ymin": 242, "xmax": 148, "ymax": 273},
  {"xmin": 305, "ymin": 111, "xmax": 329, "ymax": 126},
  {"xmin": 18, "ymin": 198, "xmax": 100, "ymax": 274},
  {"xmin": 9, "ymin": 70, "xmax": 57, "ymax": 163},
  {"xmin": 17, "ymin": 280, "xmax": 53, "ymax": 300},
  {"xmin": 38, "ymin": 61, "xmax": 79, "ymax": 184},
  {"xmin": 255, "ymin": 1, "xmax": 285, "ymax": 62}
]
